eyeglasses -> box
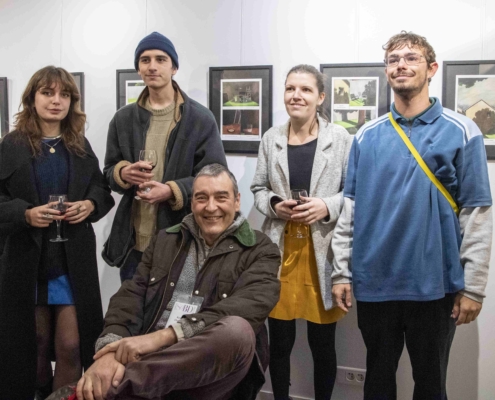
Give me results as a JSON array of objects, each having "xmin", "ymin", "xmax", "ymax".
[{"xmin": 384, "ymin": 54, "xmax": 426, "ymax": 67}]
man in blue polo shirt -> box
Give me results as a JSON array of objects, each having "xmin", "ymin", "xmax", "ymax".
[{"xmin": 332, "ymin": 31, "xmax": 492, "ymax": 399}]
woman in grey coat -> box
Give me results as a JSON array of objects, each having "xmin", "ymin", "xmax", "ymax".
[{"xmin": 251, "ymin": 65, "xmax": 352, "ymax": 400}]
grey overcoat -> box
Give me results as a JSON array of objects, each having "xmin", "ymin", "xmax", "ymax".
[{"xmin": 251, "ymin": 116, "xmax": 352, "ymax": 310}]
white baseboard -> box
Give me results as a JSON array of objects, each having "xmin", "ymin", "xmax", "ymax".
[{"xmin": 257, "ymin": 390, "xmax": 313, "ymax": 400}]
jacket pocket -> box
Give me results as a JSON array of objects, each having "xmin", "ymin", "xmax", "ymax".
[
  {"xmin": 144, "ymin": 269, "xmax": 169, "ymax": 307},
  {"xmin": 217, "ymin": 280, "xmax": 235, "ymax": 300}
]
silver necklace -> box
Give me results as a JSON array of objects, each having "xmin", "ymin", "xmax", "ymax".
[{"xmin": 42, "ymin": 137, "xmax": 63, "ymax": 154}]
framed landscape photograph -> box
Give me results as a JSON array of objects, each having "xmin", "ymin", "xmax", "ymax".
[
  {"xmin": 116, "ymin": 69, "xmax": 145, "ymax": 110},
  {"xmin": 209, "ymin": 65, "xmax": 272, "ymax": 154},
  {"xmin": 71, "ymin": 72, "xmax": 85, "ymax": 111},
  {"xmin": 0, "ymin": 77, "xmax": 8, "ymax": 137},
  {"xmin": 320, "ymin": 63, "xmax": 391, "ymax": 135},
  {"xmin": 442, "ymin": 60, "xmax": 495, "ymax": 159}
]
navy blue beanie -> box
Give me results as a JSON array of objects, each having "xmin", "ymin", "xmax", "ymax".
[{"xmin": 134, "ymin": 32, "xmax": 179, "ymax": 71}]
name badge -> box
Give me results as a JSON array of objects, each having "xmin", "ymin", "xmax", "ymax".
[{"xmin": 165, "ymin": 294, "xmax": 204, "ymax": 328}]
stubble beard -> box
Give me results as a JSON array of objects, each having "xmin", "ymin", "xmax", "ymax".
[{"xmin": 391, "ymin": 75, "xmax": 428, "ymax": 101}]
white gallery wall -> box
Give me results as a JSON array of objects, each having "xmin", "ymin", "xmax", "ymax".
[{"xmin": 0, "ymin": 0, "xmax": 494, "ymax": 399}]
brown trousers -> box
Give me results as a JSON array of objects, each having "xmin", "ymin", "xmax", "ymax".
[{"xmin": 107, "ymin": 316, "xmax": 255, "ymax": 400}]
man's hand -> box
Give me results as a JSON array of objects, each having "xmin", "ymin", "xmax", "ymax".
[
  {"xmin": 136, "ymin": 182, "xmax": 173, "ymax": 205},
  {"xmin": 120, "ymin": 161, "xmax": 154, "ymax": 186},
  {"xmin": 94, "ymin": 328, "xmax": 177, "ymax": 365},
  {"xmin": 291, "ymin": 196, "xmax": 329, "ymax": 225},
  {"xmin": 76, "ymin": 352, "xmax": 125, "ymax": 400},
  {"xmin": 452, "ymin": 293, "xmax": 482, "ymax": 326},
  {"xmin": 274, "ymin": 199, "xmax": 297, "ymax": 220},
  {"xmin": 332, "ymin": 283, "xmax": 352, "ymax": 312}
]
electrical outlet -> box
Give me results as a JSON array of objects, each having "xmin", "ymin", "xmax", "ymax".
[{"xmin": 337, "ymin": 366, "xmax": 366, "ymax": 386}]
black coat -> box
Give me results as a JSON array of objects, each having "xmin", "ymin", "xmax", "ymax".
[
  {"xmin": 0, "ymin": 132, "xmax": 115, "ymax": 400},
  {"xmin": 102, "ymin": 82, "xmax": 227, "ymax": 267}
]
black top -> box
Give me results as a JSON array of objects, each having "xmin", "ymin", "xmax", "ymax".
[
  {"xmin": 288, "ymin": 138, "xmax": 318, "ymax": 194},
  {"xmin": 33, "ymin": 138, "xmax": 69, "ymax": 287}
]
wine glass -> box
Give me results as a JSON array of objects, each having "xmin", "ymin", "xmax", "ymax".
[
  {"xmin": 48, "ymin": 194, "xmax": 68, "ymax": 242},
  {"xmin": 290, "ymin": 189, "xmax": 308, "ymax": 239},
  {"xmin": 135, "ymin": 149, "xmax": 157, "ymax": 200}
]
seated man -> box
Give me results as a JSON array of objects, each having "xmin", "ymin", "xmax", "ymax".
[{"xmin": 49, "ymin": 164, "xmax": 281, "ymax": 400}]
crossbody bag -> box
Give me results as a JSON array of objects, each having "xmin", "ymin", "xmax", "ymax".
[{"xmin": 388, "ymin": 113, "xmax": 459, "ymax": 215}]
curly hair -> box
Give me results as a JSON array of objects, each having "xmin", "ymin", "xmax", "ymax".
[
  {"xmin": 382, "ymin": 30, "xmax": 436, "ymax": 66},
  {"xmin": 14, "ymin": 66, "xmax": 86, "ymax": 157}
]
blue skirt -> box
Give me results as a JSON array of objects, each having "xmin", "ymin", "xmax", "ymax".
[{"xmin": 37, "ymin": 274, "xmax": 74, "ymax": 305}]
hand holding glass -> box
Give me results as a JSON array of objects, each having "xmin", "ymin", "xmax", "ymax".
[
  {"xmin": 48, "ymin": 194, "xmax": 68, "ymax": 242},
  {"xmin": 135, "ymin": 150, "xmax": 157, "ymax": 200},
  {"xmin": 290, "ymin": 189, "xmax": 308, "ymax": 239}
]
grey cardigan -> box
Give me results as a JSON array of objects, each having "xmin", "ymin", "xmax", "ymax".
[{"xmin": 251, "ymin": 116, "xmax": 352, "ymax": 310}]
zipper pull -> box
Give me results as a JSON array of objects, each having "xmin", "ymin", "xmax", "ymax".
[{"xmin": 408, "ymin": 122, "xmax": 412, "ymax": 138}]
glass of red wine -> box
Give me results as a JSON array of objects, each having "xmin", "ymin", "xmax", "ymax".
[
  {"xmin": 48, "ymin": 194, "xmax": 68, "ymax": 242},
  {"xmin": 135, "ymin": 149, "xmax": 157, "ymax": 200},
  {"xmin": 290, "ymin": 189, "xmax": 309, "ymax": 239}
]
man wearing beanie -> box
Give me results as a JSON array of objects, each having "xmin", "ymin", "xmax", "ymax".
[{"xmin": 103, "ymin": 31, "xmax": 227, "ymax": 282}]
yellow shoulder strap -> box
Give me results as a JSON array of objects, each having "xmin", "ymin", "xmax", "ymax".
[{"xmin": 388, "ymin": 113, "xmax": 459, "ymax": 215}]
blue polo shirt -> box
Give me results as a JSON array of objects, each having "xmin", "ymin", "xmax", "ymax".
[{"xmin": 345, "ymin": 98, "xmax": 492, "ymax": 302}]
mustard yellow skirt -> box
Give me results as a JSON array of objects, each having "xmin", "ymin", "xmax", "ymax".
[{"xmin": 270, "ymin": 221, "xmax": 346, "ymax": 324}]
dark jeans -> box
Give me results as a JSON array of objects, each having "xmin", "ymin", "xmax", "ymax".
[
  {"xmin": 108, "ymin": 316, "xmax": 255, "ymax": 400},
  {"xmin": 119, "ymin": 249, "xmax": 143, "ymax": 283},
  {"xmin": 268, "ymin": 317, "xmax": 337, "ymax": 400},
  {"xmin": 357, "ymin": 295, "xmax": 457, "ymax": 400}
]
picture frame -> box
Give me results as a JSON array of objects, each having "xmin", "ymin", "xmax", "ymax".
[
  {"xmin": 209, "ymin": 65, "xmax": 272, "ymax": 154},
  {"xmin": 71, "ymin": 72, "xmax": 85, "ymax": 111},
  {"xmin": 320, "ymin": 63, "xmax": 391, "ymax": 135},
  {"xmin": 0, "ymin": 77, "xmax": 9, "ymax": 137},
  {"xmin": 116, "ymin": 69, "xmax": 145, "ymax": 110},
  {"xmin": 442, "ymin": 60, "xmax": 495, "ymax": 160}
]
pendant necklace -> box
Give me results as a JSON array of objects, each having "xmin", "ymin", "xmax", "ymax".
[{"xmin": 42, "ymin": 137, "xmax": 63, "ymax": 153}]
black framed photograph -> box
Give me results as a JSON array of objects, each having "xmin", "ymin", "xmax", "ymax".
[
  {"xmin": 71, "ymin": 72, "xmax": 85, "ymax": 111},
  {"xmin": 442, "ymin": 60, "xmax": 495, "ymax": 159},
  {"xmin": 116, "ymin": 69, "xmax": 145, "ymax": 110},
  {"xmin": 0, "ymin": 77, "xmax": 9, "ymax": 137},
  {"xmin": 320, "ymin": 63, "xmax": 391, "ymax": 135},
  {"xmin": 209, "ymin": 65, "xmax": 272, "ymax": 154}
]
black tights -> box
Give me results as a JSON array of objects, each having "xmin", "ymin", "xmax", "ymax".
[
  {"xmin": 268, "ymin": 318, "xmax": 337, "ymax": 400},
  {"xmin": 36, "ymin": 305, "xmax": 82, "ymax": 394}
]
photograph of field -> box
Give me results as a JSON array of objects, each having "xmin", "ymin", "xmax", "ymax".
[
  {"xmin": 126, "ymin": 80, "xmax": 145, "ymax": 105},
  {"xmin": 221, "ymin": 79, "xmax": 261, "ymax": 107},
  {"xmin": 333, "ymin": 109, "xmax": 376, "ymax": 135},
  {"xmin": 333, "ymin": 77, "xmax": 378, "ymax": 108},
  {"xmin": 455, "ymin": 75, "xmax": 495, "ymax": 139}
]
